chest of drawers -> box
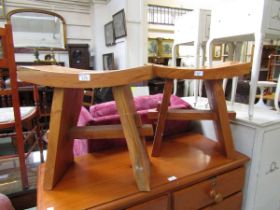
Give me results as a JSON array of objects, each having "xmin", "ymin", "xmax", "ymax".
[{"xmin": 37, "ymin": 133, "xmax": 248, "ymax": 210}]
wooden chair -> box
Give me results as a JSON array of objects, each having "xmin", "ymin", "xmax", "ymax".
[
  {"xmin": 0, "ymin": 24, "xmax": 44, "ymax": 189},
  {"xmin": 17, "ymin": 62, "xmax": 250, "ymax": 192}
]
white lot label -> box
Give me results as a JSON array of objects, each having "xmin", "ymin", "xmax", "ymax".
[
  {"xmin": 167, "ymin": 176, "xmax": 177, "ymax": 181},
  {"xmin": 79, "ymin": 74, "xmax": 90, "ymax": 81},
  {"xmin": 194, "ymin": 71, "xmax": 203, "ymax": 77}
]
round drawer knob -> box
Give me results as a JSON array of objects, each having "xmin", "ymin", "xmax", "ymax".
[{"xmin": 209, "ymin": 189, "xmax": 223, "ymax": 203}]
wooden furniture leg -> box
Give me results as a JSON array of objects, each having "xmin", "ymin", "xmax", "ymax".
[
  {"xmin": 43, "ymin": 88, "xmax": 83, "ymax": 190},
  {"xmin": 204, "ymin": 80, "xmax": 235, "ymax": 159},
  {"xmin": 113, "ymin": 85, "xmax": 150, "ymax": 191},
  {"xmin": 151, "ymin": 79, "xmax": 173, "ymax": 157}
]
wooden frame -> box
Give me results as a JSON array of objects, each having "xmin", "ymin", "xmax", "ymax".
[
  {"xmin": 102, "ymin": 53, "xmax": 114, "ymax": 70},
  {"xmin": 212, "ymin": 44, "xmax": 222, "ymax": 60},
  {"xmin": 6, "ymin": 9, "xmax": 67, "ymax": 49},
  {"xmin": 148, "ymin": 38, "xmax": 158, "ymax": 57},
  {"xmin": 0, "ymin": 0, "xmax": 5, "ymax": 19},
  {"xmin": 113, "ymin": 9, "xmax": 127, "ymax": 39},
  {"xmin": 158, "ymin": 39, "xmax": 173, "ymax": 58},
  {"xmin": 104, "ymin": 21, "xmax": 115, "ymax": 46}
]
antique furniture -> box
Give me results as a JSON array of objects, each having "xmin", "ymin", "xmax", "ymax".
[
  {"xmin": 207, "ymin": 0, "xmax": 280, "ymax": 119},
  {"xmin": 7, "ymin": 9, "xmax": 66, "ymax": 50},
  {"xmin": 18, "ymin": 62, "xmax": 250, "ymax": 209},
  {"xmin": 68, "ymin": 44, "xmax": 90, "ymax": 70},
  {"xmin": 0, "ymin": 24, "xmax": 44, "ymax": 189},
  {"xmin": 232, "ymin": 104, "xmax": 280, "ymax": 210}
]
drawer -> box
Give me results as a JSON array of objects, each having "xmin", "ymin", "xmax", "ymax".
[
  {"xmin": 126, "ymin": 195, "xmax": 169, "ymax": 210},
  {"xmin": 202, "ymin": 192, "xmax": 243, "ymax": 210},
  {"xmin": 172, "ymin": 167, "xmax": 245, "ymax": 210}
]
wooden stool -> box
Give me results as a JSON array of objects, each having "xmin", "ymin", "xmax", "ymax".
[
  {"xmin": 18, "ymin": 62, "xmax": 250, "ymax": 191},
  {"xmin": 18, "ymin": 65, "xmax": 153, "ymax": 191},
  {"xmin": 150, "ymin": 62, "xmax": 251, "ymax": 157}
]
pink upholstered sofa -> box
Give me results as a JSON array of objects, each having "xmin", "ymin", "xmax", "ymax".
[{"xmin": 74, "ymin": 94, "xmax": 192, "ymax": 156}]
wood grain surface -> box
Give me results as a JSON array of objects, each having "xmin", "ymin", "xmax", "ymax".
[{"xmin": 37, "ymin": 133, "xmax": 248, "ymax": 210}]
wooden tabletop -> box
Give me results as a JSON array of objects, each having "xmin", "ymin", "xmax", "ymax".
[{"xmin": 37, "ymin": 132, "xmax": 248, "ymax": 210}]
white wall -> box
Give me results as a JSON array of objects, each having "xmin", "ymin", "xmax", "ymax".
[
  {"xmin": 92, "ymin": 0, "xmax": 145, "ymax": 70},
  {"xmin": 92, "ymin": 0, "xmax": 126, "ymax": 70}
]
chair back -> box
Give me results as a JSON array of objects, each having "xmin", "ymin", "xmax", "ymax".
[
  {"xmin": 0, "ymin": 24, "xmax": 23, "ymax": 127},
  {"xmin": 0, "ymin": 24, "xmax": 30, "ymax": 188}
]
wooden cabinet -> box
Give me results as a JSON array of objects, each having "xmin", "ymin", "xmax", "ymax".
[
  {"xmin": 37, "ymin": 133, "xmax": 248, "ymax": 210},
  {"xmin": 127, "ymin": 167, "xmax": 244, "ymax": 210},
  {"xmin": 173, "ymin": 168, "xmax": 244, "ymax": 210},
  {"xmin": 232, "ymin": 117, "xmax": 280, "ymax": 210},
  {"xmin": 68, "ymin": 44, "xmax": 90, "ymax": 70},
  {"xmin": 186, "ymin": 97, "xmax": 280, "ymax": 210},
  {"xmin": 202, "ymin": 192, "xmax": 243, "ymax": 210}
]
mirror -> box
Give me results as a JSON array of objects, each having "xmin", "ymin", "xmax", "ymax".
[{"xmin": 7, "ymin": 9, "xmax": 66, "ymax": 49}]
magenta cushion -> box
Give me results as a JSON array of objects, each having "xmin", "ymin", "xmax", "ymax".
[
  {"xmin": 73, "ymin": 106, "xmax": 94, "ymax": 156},
  {"xmin": 0, "ymin": 193, "xmax": 14, "ymax": 210},
  {"xmin": 74, "ymin": 94, "xmax": 192, "ymax": 155}
]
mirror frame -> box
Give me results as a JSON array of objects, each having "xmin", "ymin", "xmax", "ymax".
[{"xmin": 6, "ymin": 8, "xmax": 67, "ymax": 50}]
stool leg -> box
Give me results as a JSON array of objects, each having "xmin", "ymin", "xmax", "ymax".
[
  {"xmin": 43, "ymin": 88, "xmax": 83, "ymax": 190},
  {"xmin": 113, "ymin": 85, "xmax": 150, "ymax": 191},
  {"xmin": 204, "ymin": 80, "xmax": 235, "ymax": 159},
  {"xmin": 151, "ymin": 79, "xmax": 173, "ymax": 157}
]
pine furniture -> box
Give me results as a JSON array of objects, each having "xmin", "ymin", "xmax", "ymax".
[{"xmin": 17, "ymin": 62, "xmax": 250, "ymax": 209}]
